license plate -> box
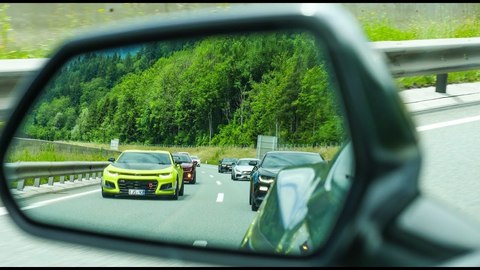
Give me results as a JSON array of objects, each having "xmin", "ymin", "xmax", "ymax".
[{"xmin": 128, "ymin": 189, "xmax": 145, "ymax": 195}]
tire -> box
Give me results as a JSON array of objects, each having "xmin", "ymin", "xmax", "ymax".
[
  {"xmin": 179, "ymin": 180, "xmax": 184, "ymax": 196},
  {"xmin": 249, "ymin": 184, "xmax": 252, "ymax": 205},
  {"xmin": 171, "ymin": 179, "xmax": 179, "ymax": 200},
  {"xmin": 231, "ymin": 173, "xmax": 235, "ymax": 180},
  {"xmin": 251, "ymin": 201, "xmax": 259, "ymax": 211},
  {"xmin": 101, "ymin": 190, "xmax": 113, "ymax": 198},
  {"xmin": 191, "ymin": 173, "xmax": 196, "ymax": 184}
]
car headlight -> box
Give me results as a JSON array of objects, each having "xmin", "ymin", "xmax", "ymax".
[
  {"xmin": 259, "ymin": 175, "xmax": 274, "ymax": 184},
  {"xmin": 106, "ymin": 170, "xmax": 118, "ymax": 177}
]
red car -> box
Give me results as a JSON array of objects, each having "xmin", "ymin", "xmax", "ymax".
[{"xmin": 173, "ymin": 153, "xmax": 197, "ymax": 184}]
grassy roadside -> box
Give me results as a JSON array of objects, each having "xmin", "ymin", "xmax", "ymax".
[{"xmin": 3, "ymin": 4, "xmax": 480, "ymax": 89}]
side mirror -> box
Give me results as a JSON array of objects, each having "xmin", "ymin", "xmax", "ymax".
[
  {"xmin": 108, "ymin": 157, "xmax": 115, "ymax": 163},
  {"xmin": 248, "ymin": 160, "xmax": 258, "ymax": 166},
  {"xmin": 0, "ymin": 3, "xmax": 421, "ymax": 267}
]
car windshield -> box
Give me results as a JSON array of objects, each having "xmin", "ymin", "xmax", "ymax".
[
  {"xmin": 175, "ymin": 154, "xmax": 192, "ymax": 163},
  {"xmin": 261, "ymin": 152, "xmax": 323, "ymax": 169},
  {"xmin": 116, "ymin": 152, "xmax": 171, "ymax": 165},
  {"xmin": 237, "ymin": 160, "xmax": 253, "ymax": 166}
]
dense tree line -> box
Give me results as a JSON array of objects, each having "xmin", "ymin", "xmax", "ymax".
[{"xmin": 23, "ymin": 31, "xmax": 346, "ymax": 147}]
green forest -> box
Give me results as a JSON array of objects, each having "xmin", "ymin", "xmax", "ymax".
[{"xmin": 22, "ymin": 31, "xmax": 345, "ymax": 148}]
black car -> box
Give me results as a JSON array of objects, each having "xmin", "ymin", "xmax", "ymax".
[
  {"xmin": 249, "ymin": 151, "xmax": 326, "ymax": 211},
  {"xmin": 218, "ymin": 158, "xmax": 238, "ymax": 173},
  {"xmin": 242, "ymin": 142, "xmax": 353, "ymax": 254}
]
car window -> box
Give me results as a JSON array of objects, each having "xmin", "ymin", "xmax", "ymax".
[
  {"xmin": 117, "ymin": 152, "xmax": 171, "ymax": 165},
  {"xmin": 261, "ymin": 153, "xmax": 324, "ymax": 169},
  {"xmin": 174, "ymin": 154, "xmax": 192, "ymax": 163},
  {"xmin": 237, "ymin": 160, "xmax": 251, "ymax": 166}
]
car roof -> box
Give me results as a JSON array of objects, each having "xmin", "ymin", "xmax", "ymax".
[
  {"xmin": 122, "ymin": 149, "xmax": 170, "ymax": 154},
  {"xmin": 265, "ymin": 151, "xmax": 319, "ymax": 155}
]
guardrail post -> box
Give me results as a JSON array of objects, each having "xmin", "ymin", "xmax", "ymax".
[
  {"xmin": 77, "ymin": 174, "xmax": 82, "ymax": 181},
  {"xmin": 34, "ymin": 177, "xmax": 40, "ymax": 187},
  {"xmin": 436, "ymin": 74, "xmax": 448, "ymax": 93},
  {"xmin": 86, "ymin": 173, "xmax": 90, "ymax": 180},
  {"xmin": 48, "ymin": 176, "xmax": 54, "ymax": 186},
  {"xmin": 69, "ymin": 174, "xmax": 75, "ymax": 182},
  {"xmin": 17, "ymin": 179, "xmax": 25, "ymax": 191},
  {"xmin": 60, "ymin": 175, "xmax": 65, "ymax": 184}
]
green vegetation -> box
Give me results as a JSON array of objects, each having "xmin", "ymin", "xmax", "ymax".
[
  {"xmin": 356, "ymin": 9, "xmax": 480, "ymax": 89},
  {"xmin": 21, "ymin": 32, "xmax": 345, "ymax": 150}
]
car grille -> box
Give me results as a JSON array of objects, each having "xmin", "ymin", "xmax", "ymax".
[
  {"xmin": 118, "ymin": 172, "xmax": 159, "ymax": 176},
  {"xmin": 118, "ymin": 179, "xmax": 158, "ymax": 195}
]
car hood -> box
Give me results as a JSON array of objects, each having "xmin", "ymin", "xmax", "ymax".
[
  {"xmin": 181, "ymin": 163, "xmax": 194, "ymax": 168},
  {"xmin": 258, "ymin": 167, "xmax": 282, "ymax": 177},
  {"xmin": 110, "ymin": 163, "xmax": 172, "ymax": 171},
  {"xmin": 234, "ymin": 165, "xmax": 254, "ymax": 171}
]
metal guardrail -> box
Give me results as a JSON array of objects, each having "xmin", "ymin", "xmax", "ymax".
[
  {"xmin": 373, "ymin": 37, "xmax": 480, "ymax": 93},
  {"xmin": 5, "ymin": 161, "xmax": 110, "ymax": 191}
]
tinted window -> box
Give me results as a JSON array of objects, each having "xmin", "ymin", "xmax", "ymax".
[
  {"xmin": 261, "ymin": 152, "xmax": 323, "ymax": 169},
  {"xmin": 237, "ymin": 160, "xmax": 252, "ymax": 166},
  {"xmin": 174, "ymin": 154, "xmax": 192, "ymax": 163},
  {"xmin": 117, "ymin": 152, "xmax": 171, "ymax": 165}
]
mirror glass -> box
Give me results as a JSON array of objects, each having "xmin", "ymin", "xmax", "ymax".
[{"xmin": 3, "ymin": 29, "xmax": 352, "ymax": 256}]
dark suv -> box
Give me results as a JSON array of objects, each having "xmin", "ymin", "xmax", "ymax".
[
  {"xmin": 249, "ymin": 151, "xmax": 326, "ymax": 211},
  {"xmin": 218, "ymin": 158, "xmax": 238, "ymax": 173}
]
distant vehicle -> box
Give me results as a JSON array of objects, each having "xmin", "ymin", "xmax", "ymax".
[
  {"xmin": 231, "ymin": 158, "xmax": 260, "ymax": 181},
  {"xmin": 191, "ymin": 155, "xmax": 201, "ymax": 167},
  {"xmin": 177, "ymin": 151, "xmax": 191, "ymax": 158},
  {"xmin": 249, "ymin": 151, "xmax": 326, "ymax": 211},
  {"xmin": 101, "ymin": 150, "xmax": 184, "ymax": 199},
  {"xmin": 173, "ymin": 152, "xmax": 197, "ymax": 184},
  {"xmin": 218, "ymin": 158, "xmax": 238, "ymax": 173}
]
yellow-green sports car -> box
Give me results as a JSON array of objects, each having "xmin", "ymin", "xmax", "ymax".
[{"xmin": 101, "ymin": 150, "xmax": 184, "ymax": 200}]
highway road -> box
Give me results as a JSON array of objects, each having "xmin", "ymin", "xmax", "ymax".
[
  {"xmin": 414, "ymin": 103, "xmax": 480, "ymax": 225},
  {"xmin": 1, "ymin": 102, "xmax": 480, "ymax": 266}
]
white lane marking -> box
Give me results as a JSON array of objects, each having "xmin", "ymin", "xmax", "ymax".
[
  {"xmin": 21, "ymin": 189, "xmax": 99, "ymax": 211},
  {"xmin": 216, "ymin": 181, "xmax": 222, "ymax": 186},
  {"xmin": 0, "ymin": 207, "xmax": 8, "ymax": 216},
  {"xmin": 216, "ymin": 193, "xmax": 224, "ymax": 203},
  {"xmin": 193, "ymin": 240, "xmax": 208, "ymax": 247},
  {"xmin": 417, "ymin": 115, "xmax": 480, "ymax": 132},
  {"xmin": 209, "ymin": 175, "xmax": 214, "ymax": 178}
]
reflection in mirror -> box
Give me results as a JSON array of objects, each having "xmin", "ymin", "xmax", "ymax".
[{"xmin": 4, "ymin": 29, "xmax": 351, "ymax": 256}]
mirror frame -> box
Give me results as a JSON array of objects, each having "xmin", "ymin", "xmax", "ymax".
[{"xmin": 0, "ymin": 3, "xmax": 420, "ymax": 267}]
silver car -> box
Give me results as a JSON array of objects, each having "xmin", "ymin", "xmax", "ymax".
[{"xmin": 231, "ymin": 158, "xmax": 260, "ymax": 181}]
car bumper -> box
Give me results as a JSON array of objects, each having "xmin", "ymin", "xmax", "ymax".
[
  {"xmin": 102, "ymin": 175, "xmax": 177, "ymax": 196},
  {"xmin": 252, "ymin": 189, "xmax": 268, "ymax": 207},
  {"xmin": 182, "ymin": 171, "xmax": 195, "ymax": 183},
  {"xmin": 233, "ymin": 172, "xmax": 251, "ymax": 180}
]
